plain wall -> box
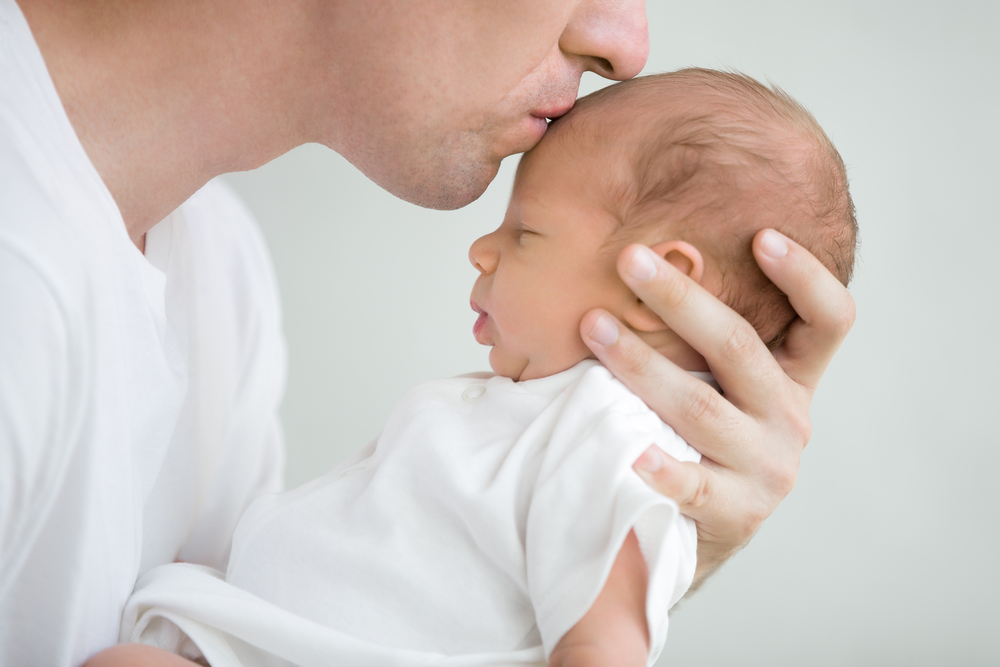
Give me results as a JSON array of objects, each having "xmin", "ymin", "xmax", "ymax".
[{"xmin": 222, "ymin": 1, "xmax": 1000, "ymax": 664}]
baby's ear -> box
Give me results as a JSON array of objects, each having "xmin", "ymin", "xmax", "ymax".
[
  {"xmin": 621, "ymin": 241, "xmax": 705, "ymax": 333},
  {"xmin": 652, "ymin": 240, "xmax": 705, "ymax": 283}
]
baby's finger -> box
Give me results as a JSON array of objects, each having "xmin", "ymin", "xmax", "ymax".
[{"xmin": 753, "ymin": 229, "xmax": 857, "ymax": 390}]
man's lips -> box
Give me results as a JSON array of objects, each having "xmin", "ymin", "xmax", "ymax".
[
  {"xmin": 515, "ymin": 100, "xmax": 575, "ymax": 152},
  {"xmin": 531, "ymin": 101, "xmax": 574, "ymax": 121}
]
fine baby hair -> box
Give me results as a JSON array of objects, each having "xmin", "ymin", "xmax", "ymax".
[{"xmin": 549, "ymin": 68, "xmax": 858, "ymax": 348}]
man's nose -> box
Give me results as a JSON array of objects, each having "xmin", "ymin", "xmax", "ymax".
[
  {"xmin": 561, "ymin": 0, "xmax": 649, "ymax": 82},
  {"xmin": 469, "ymin": 234, "xmax": 499, "ymax": 274}
]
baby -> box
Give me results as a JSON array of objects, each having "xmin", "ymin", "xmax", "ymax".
[{"xmin": 112, "ymin": 69, "xmax": 856, "ymax": 667}]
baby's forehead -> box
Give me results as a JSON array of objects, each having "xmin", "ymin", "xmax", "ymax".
[
  {"xmin": 518, "ymin": 80, "xmax": 717, "ymax": 197},
  {"xmin": 511, "ymin": 127, "xmax": 629, "ymax": 236},
  {"xmin": 514, "ymin": 98, "xmax": 646, "ymax": 196},
  {"xmin": 530, "ymin": 77, "xmax": 821, "ymax": 213},
  {"xmin": 542, "ymin": 77, "xmax": 709, "ymax": 149},
  {"xmin": 539, "ymin": 92, "xmax": 647, "ymax": 159},
  {"xmin": 511, "ymin": 88, "xmax": 694, "ymax": 226}
]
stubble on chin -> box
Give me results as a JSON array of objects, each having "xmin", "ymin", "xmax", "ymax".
[
  {"xmin": 355, "ymin": 127, "xmax": 502, "ymax": 210},
  {"xmin": 407, "ymin": 157, "xmax": 499, "ymax": 210}
]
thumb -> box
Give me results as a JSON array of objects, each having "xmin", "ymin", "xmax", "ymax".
[{"xmin": 633, "ymin": 446, "xmax": 715, "ymax": 517}]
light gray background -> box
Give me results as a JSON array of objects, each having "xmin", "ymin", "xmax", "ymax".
[{"xmin": 223, "ymin": 1, "xmax": 1000, "ymax": 664}]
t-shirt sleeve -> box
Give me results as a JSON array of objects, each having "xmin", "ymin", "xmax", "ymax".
[
  {"xmin": 524, "ymin": 367, "xmax": 699, "ymax": 664},
  {"xmin": 0, "ymin": 244, "xmax": 75, "ymax": 648},
  {"xmin": 173, "ymin": 180, "xmax": 287, "ymax": 570}
]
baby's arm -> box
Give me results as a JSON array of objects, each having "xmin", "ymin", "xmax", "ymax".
[
  {"xmin": 83, "ymin": 644, "xmax": 205, "ymax": 667},
  {"xmin": 548, "ymin": 530, "xmax": 650, "ymax": 667}
]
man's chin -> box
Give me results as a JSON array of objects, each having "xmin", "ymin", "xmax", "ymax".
[{"xmin": 374, "ymin": 156, "xmax": 500, "ymax": 211}]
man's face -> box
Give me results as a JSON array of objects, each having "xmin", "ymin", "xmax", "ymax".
[
  {"xmin": 307, "ymin": 0, "xmax": 648, "ymax": 210},
  {"xmin": 468, "ymin": 134, "xmax": 634, "ymax": 381}
]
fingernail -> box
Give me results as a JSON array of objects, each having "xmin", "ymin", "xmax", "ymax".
[
  {"xmin": 626, "ymin": 246, "xmax": 658, "ymax": 282},
  {"xmin": 760, "ymin": 230, "xmax": 788, "ymax": 258},
  {"xmin": 587, "ymin": 313, "xmax": 619, "ymax": 346},
  {"xmin": 635, "ymin": 447, "xmax": 664, "ymax": 474}
]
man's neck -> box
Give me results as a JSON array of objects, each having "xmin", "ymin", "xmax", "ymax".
[{"xmin": 17, "ymin": 0, "xmax": 324, "ymax": 247}]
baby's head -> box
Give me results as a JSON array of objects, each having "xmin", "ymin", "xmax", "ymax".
[{"xmin": 470, "ymin": 68, "xmax": 857, "ymax": 381}]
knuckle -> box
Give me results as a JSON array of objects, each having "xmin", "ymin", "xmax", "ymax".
[
  {"xmin": 837, "ymin": 294, "xmax": 857, "ymax": 334},
  {"xmin": 616, "ymin": 335, "xmax": 655, "ymax": 377},
  {"xmin": 816, "ymin": 290, "xmax": 856, "ymax": 339},
  {"xmin": 678, "ymin": 384, "xmax": 724, "ymax": 425},
  {"xmin": 791, "ymin": 411, "xmax": 813, "ymax": 446},
  {"xmin": 687, "ymin": 466, "xmax": 713, "ymax": 509},
  {"xmin": 772, "ymin": 461, "xmax": 799, "ymax": 496},
  {"xmin": 781, "ymin": 398, "xmax": 813, "ymax": 447},
  {"xmin": 720, "ymin": 321, "xmax": 762, "ymax": 365},
  {"xmin": 740, "ymin": 504, "xmax": 769, "ymax": 539},
  {"xmin": 761, "ymin": 453, "xmax": 799, "ymax": 498},
  {"xmin": 658, "ymin": 270, "xmax": 696, "ymax": 312}
]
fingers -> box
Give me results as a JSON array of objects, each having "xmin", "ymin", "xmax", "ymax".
[
  {"xmin": 580, "ymin": 309, "xmax": 751, "ymax": 468},
  {"xmin": 633, "ymin": 447, "xmax": 713, "ymax": 516},
  {"xmin": 753, "ymin": 229, "xmax": 857, "ymax": 390},
  {"xmin": 610, "ymin": 244, "xmax": 787, "ymax": 420},
  {"xmin": 631, "ymin": 446, "xmax": 765, "ymax": 547},
  {"xmin": 583, "ymin": 238, "xmax": 837, "ymax": 582}
]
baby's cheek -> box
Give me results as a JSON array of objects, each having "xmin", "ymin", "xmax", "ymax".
[{"xmin": 541, "ymin": 324, "xmax": 597, "ymax": 376}]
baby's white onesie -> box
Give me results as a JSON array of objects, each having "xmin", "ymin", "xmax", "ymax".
[{"xmin": 124, "ymin": 361, "xmax": 702, "ymax": 667}]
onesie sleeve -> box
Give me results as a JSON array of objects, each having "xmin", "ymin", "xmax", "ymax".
[{"xmin": 524, "ymin": 366, "xmax": 700, "ymax": 664}]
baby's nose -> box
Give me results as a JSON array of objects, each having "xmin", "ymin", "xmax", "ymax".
[{"xmin": 469, "ymin": 234, "xmax": 499, "ymax": 274}]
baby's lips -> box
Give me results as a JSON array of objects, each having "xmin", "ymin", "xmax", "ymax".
[{"xmin": 472, "ymin": 310, "xmax": 491, "ymax": 344}]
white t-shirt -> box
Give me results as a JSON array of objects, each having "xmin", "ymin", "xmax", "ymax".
[
  {"xmin": 122, "ymin": 361, "xmax": 701, "ymax": 667},
  {"xmin": 0, "ymin": 2, "xmax": 287, "ymax": 665}
]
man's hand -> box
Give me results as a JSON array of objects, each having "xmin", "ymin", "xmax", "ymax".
[{"xmin": 580, "ymin": 229, "xmax": 855, "ymax": 588}]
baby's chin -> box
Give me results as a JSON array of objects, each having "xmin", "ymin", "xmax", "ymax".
[
  {"xmin": 489, "ymin": 347, "xmax": 592, "ymax": 383},
  {"xmin": 488, "ymin": 347, "xmax": 529, "ymax": 382}
]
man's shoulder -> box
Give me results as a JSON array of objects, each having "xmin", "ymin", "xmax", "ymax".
[
  {"xmin": 177, "ymin": 179, "xmax": 267, "ymax": 254},
  {"xmin": 0, "ymin": 130, "xmax": 65, "ymax": 232},
  {"xmin": 182, "ymin": 179, "xmax": 258, "ymax": 235},
  {"xmin": 0, "ymin": 130, "xmax": 104, "ymax": 300},
  {"xmin": 171, "ymin": 179, "xmax": 282, "ymax": 324},
  {"xmin": 175, "ymin": 179, "xmax": 276, "ymax": 280}
]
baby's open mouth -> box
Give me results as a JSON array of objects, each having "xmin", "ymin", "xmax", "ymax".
[{"xmin": 471, "ymin": 300, "xmax": 489, "ymax": 342}]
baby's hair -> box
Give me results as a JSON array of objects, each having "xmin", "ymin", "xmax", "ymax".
[{"xmin": 551, "ymin": 68, "xmax": 858, "ymax": 348}]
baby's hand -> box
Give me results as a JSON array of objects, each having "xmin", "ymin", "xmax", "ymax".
[
  {"xmin": 83, "ymin": 644, "xmax": 206, "ymax": 667},
  {"xmin": 548, "ymin": 530, "xmax": 650, "ymax": 667}
]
